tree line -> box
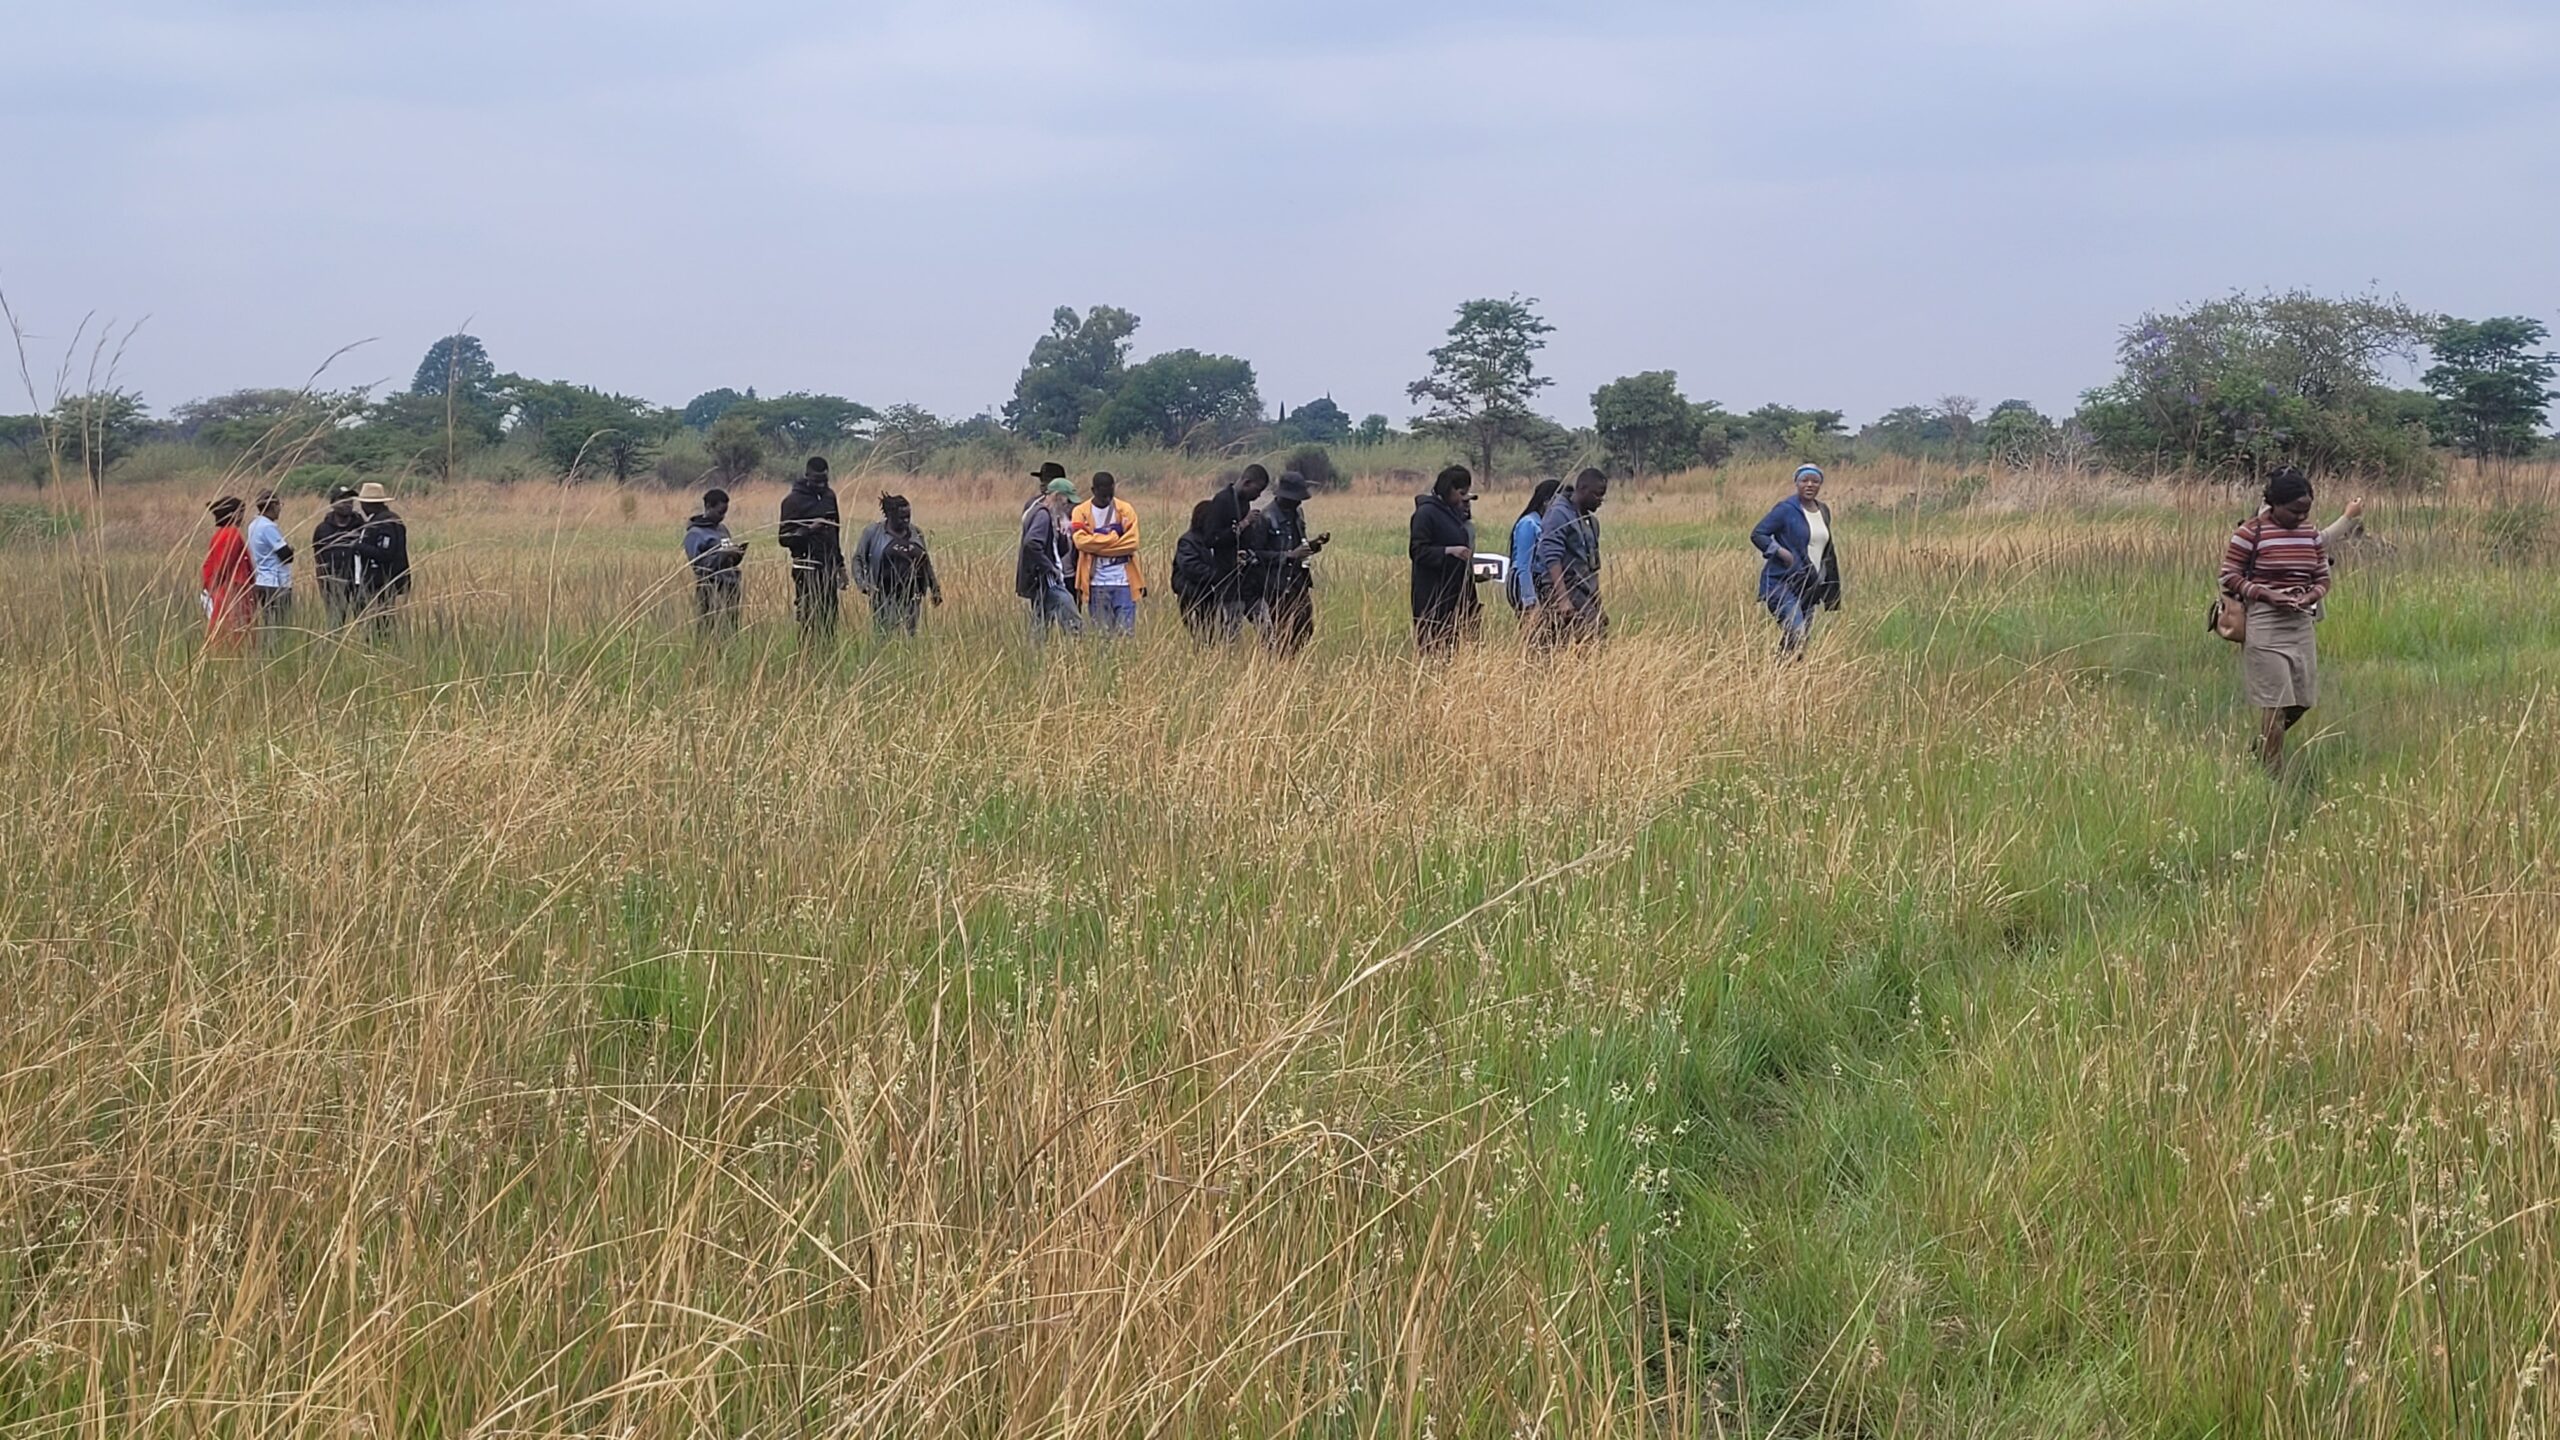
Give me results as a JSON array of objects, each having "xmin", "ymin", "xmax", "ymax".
[{"xmin": 4, "ymin": 289, "xmax": 2549, "ymax": 494}]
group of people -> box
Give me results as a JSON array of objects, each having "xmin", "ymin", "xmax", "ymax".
[
  {"xmin": 681, "ymin": 453, "xmax": 1849, "ymax": 658},
  {"xmin": 201, "ymin": 453, "xmax": 2355, "ymax": 774},
  {"xmin": 198, "ymin": 481, "xmax": 411, "ymax": 645},
  {"xmin": 691, "ymin": 457, "xmax": 949, "ymax": 637}
]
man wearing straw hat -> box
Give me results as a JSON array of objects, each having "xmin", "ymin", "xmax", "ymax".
[{"xmin": 351, "ymin": 481, "xmax": 411, "ymax": 633}]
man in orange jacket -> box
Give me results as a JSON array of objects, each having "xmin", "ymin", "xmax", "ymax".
[{"xmin": 1070, "ymin": 471, "xmax": 1144, "ymax": 636}]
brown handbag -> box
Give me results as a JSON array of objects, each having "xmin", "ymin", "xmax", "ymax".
[
  {"xmin": 2208, "ymin": 516, "xmax": 2257, "ymax": 643},
  {"xmin": 2209, "ymin": 592, "xmax": 2246, "ymax": 642}
]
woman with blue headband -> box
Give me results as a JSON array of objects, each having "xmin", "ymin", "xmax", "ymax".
[{"xmin": 1749, "ymin": 464, "xmax": 1843, "ymax": 656}]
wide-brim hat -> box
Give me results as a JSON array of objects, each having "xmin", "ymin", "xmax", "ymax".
[
  {"xmin": 355, "ymin": 481, "xmax": 392, "ymax": 503},
  {"xmin": 1275, "ymin": 471, "xmax": 1313, "ymax": 501},
  {"xmin": 1032, "ymin": 461, "xmax": 1068, "ymax": 482}
]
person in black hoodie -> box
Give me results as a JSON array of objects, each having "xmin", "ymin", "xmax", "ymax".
[
  {"xmin": 777, "ymin": 456, "xmax": 845, "ymax": 637},
  {"xmin": 1170, "ymin": 500, "xmax": 1220, "ymax": 641},
  {"xmin": 1409, "ymin": 464, "xmax": 1483, "ymax": 656},
  {"xmin": 310, "ymin": 483, "xmax": 367, "ymax": 628},
  {"xmin": 1200, "ymin": 463, "xmax": 1270, "ymax": 640},
  {"xmin": 682, "ymin": 487, "xmax": 747, "ymax": 633},
  {"xmin": 352, "ymin": 482, "xmax": 411, "ymax": 634}
]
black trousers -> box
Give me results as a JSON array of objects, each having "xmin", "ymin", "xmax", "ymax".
[
  {"xmin": 793, "ymin": 568, "xmax": 840, "ymax": 636},
  {"xmin": 1264, "ymin": 581, "xmax": 1313, "ymax": 655},
  {"xmin": 872, "ymin": 590, "xmax": 923, "ymax": 636},
  {"xmin": 695, "ymin": 579, "xmax": 742, "ymax": 633},
  {"xmin": 319, "ymin": 580, "xmax": 363, "ymax": 628}
]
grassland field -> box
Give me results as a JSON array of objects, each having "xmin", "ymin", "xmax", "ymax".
[{"xmin": 1, "ymin": 462, "xmax": 2556, "ymax": 1437}]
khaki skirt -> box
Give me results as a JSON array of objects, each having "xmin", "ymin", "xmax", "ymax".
[{"xmin": 2242, "ymin": 601, "xmax": 2317, "ymax": 710}]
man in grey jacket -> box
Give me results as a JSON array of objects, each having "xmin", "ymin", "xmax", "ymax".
[
  {"xmin": 1019, "ymin": 477, "xmax": 1083, "ymax": 642},
  {"xmin": 1532, "ymin": 468, "xmax": 1609, "ymax": 648}
]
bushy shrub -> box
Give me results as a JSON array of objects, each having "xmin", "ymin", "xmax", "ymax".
[
  {"xmin": 2484, "ymin": 505, "xmax": 2549, "ymax": 561},
  {"xmin": 0, "ymin": 501, "xmax": 81, "ymax": 547},
  {"xmin": 654, "ymin": 432, "xmax": 714, "ymax": 491},
  {"xmin": 1283, "ymin": 444, "xmax": 1344, "ymax": 491}
]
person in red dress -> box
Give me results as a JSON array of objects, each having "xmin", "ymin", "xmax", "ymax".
[{"xmin": 200, "ymin": 496, "xmax": 256, "ymax": 649}]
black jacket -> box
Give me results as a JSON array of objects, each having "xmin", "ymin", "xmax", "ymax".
[
  {"xmin": 778, "ymin": 478, "xmax": 845, "ymax": 584},
  {"xmin": 1239, "ymin": 501, "xmax": 1312, "ymax": 601},
  {"xmin": 311, "ymin": 507, "xmax": 366, "ymax": 590},
  {"xmin": 1171, "ymin": 524, "xmax": 1215, "ymax": 604},
  {"xmin": 356, "ymin": 507, "xmax": 410, "ymax": 597},
  {"xmin": 1201, "ymin": 483, "xmax": 1252, "ymax": 602},
  {"xmin": 1408, "ymin": 493, "xmax": 1480, "ymax": 624}
]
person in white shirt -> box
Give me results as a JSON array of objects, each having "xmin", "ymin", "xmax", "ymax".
[{"xmin": 245, "ymin": 491, "xmax": 296, "ymax": 626}]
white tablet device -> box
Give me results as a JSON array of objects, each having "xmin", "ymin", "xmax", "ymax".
[{"xmin": 1471, "ymin": 552, "xmax": 1510, "ymax": 584}]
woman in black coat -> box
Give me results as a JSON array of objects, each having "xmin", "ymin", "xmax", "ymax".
[{"xmin": 1408, "ymin": 465, "xmax": 1482, "ymax": 655}]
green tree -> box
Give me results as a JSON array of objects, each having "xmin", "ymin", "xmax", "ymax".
[
  {"xmin": 1936, "ymin": 394, "xmax": 1979, "ymax": 453},
  {"xmin": 172, "ymin": 388, "xmax": 366, "ymax": 464},
  {"xmin": 1860, "ymin": 404, "xmax": 1955, "ymax": 458},
  {"xmin": 1979, "ymin": 399, "xmax": 2058, "ymax": 467},
  {"xmin": 1785, "ymin": 419, "xmax": 1847, "ymax": 469},
  {"xmin": 1691, "ymin": 402, "xmax": 1742, "ymax": 467},
  {"xmin": 703, "ymin": 413, "xmax": 763, "ymax": 483},
  {"xmin": 1003, "ymin": 305, "xmax": 1140, "ymax": 440},
  {"xmin": 1276, "ymin": 396, "xmax": 1352, "ymax": 445},
  {"xmin": 729, "ymin": 392, "xmax": 876, "ymax": 451},
  {"xmin": 1591, "ymin": 371, "xmax": 1701, "ymax": 476},
  {"xmin": 52, "ymin": 389, "xmax": 149, "ymax": 491},
  {"xmin": 172, "ymin": 388, "xmax": 305, "ymax": 441},
  {"xmin": 504, "ymin": 379, "xmax": 672, "ymax": 479},
  {"xmin": 681, "ymin": 387, "xmax": 753, "ymax": 430},
  {"xmin": 1087, "ymin": 350, "xmax": 1263, "ymax": 450},
  {"xmin": 1736, "ymin": 404, "xmax": 1846, "ymax": 456},
  {"xmin": 410, "ymin": 333, "xmax": 496, "ymax": 399},
  {"xmin": 0, "ymin": 413, "xmax": 49, "ymax": 483},
  {"xmin": 1518, "ymin": 416, "xmax": 1590, "ymax": 475},
  {"xmin": 2425, "ymin": 317, "xmax": 2556, "ymax": 460},
  {"xmin": 1406, "ymin": 295, "xmax": 1555, "ymax": 483},
  {"xmin": 868, "ymin": 403, "xmax": 946, "ymax": 472},
  {"xmin": 2077, "ymin": 290, "xmax": 2434, "ymax": 477},
  {"xmin": 1354, "ymin": 413, "xmax": 1394, "ymax": 446}
]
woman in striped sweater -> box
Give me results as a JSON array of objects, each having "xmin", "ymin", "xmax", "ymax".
[{"xmin": 2219, "ymin": 467, "xmax": 2348, "ymax": 774}]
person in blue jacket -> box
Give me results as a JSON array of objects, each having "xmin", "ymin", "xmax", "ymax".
[
  {"xmin": 1749, "ymin": 464, "xmax": 1844, "ymax": 656},
  {"xmin": 1505, "ymin": 477, "xmax": 1563, "ymax": 615}
]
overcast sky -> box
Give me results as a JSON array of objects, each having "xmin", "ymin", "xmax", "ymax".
[{"xmin": 4, "ymin": 0, "xmax": 2554, "ymax": 427}]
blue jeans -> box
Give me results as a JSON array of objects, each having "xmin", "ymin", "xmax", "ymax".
[
  {"xmin": 1087, "ymin": 584, "xmax": 1135, "ymax": 636},
  {"xmin": 1766, "ymin": 585, "xmax": 1812, "ymax": 655},
  {"xmin": 1031, "ymin": 580, "xmax": 1082, "ymax": 641}
]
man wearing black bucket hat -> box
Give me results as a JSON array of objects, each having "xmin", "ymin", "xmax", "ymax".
[
  {"xmin": 778, "ymin": 456, "xmax": 846, "ymax": 637},
  {"xmin": 1241, "ymin": 470, "xmax": 1326, "ymax": 654}
]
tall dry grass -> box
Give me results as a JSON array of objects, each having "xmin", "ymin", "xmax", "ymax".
[{"xmin": 0, "ymin": 468, "xmax": 2555, "ymax": 1435}]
